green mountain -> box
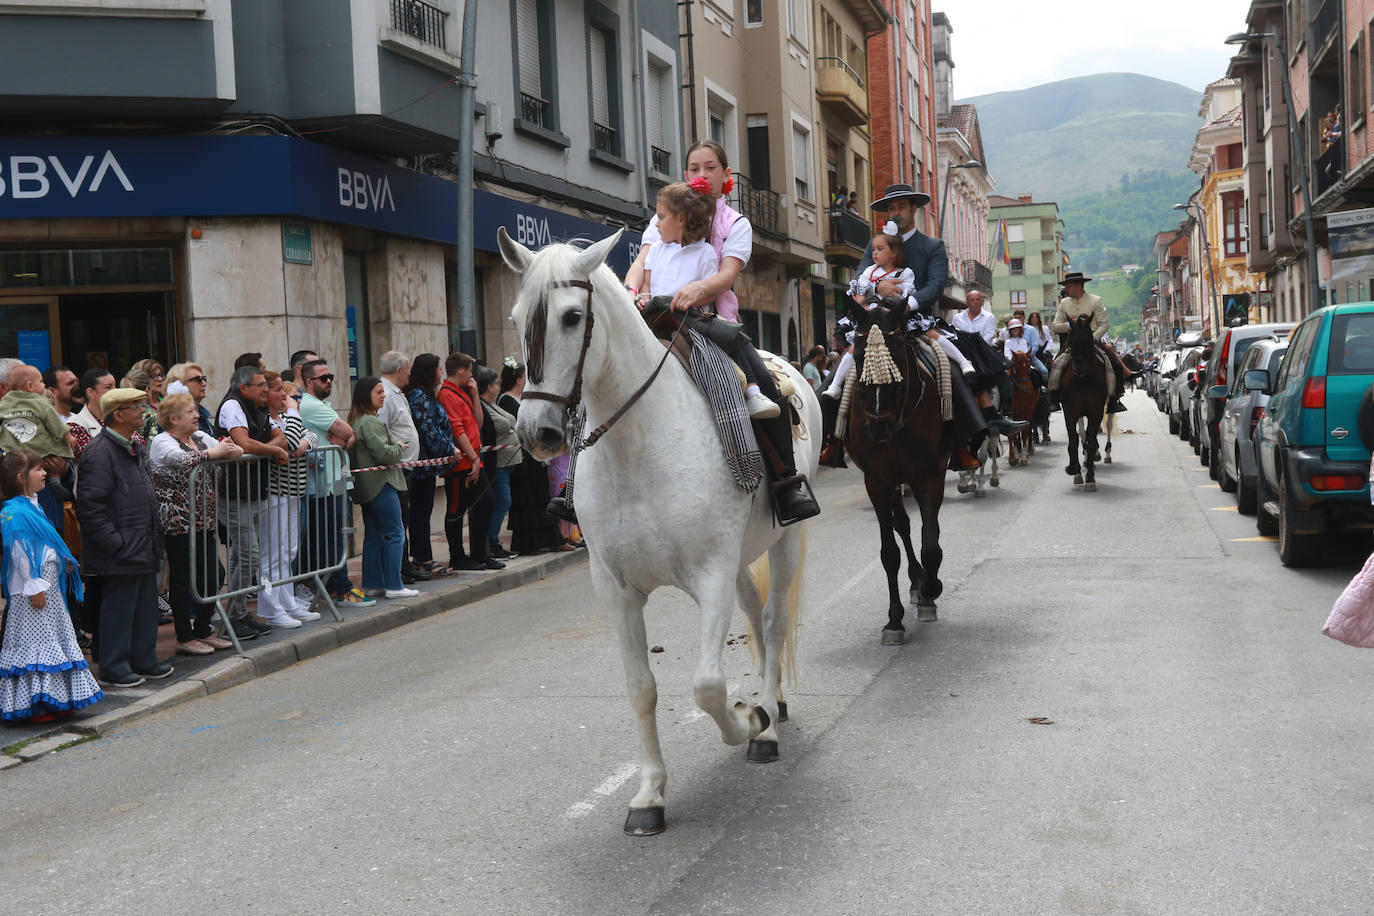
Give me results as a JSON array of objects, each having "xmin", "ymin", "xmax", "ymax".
[
  {"xmin": 961, "ymin": 73, "xmax": 1207, "ymax": 326},
  {"xmin": 960, "ymin": 72, "xmax": 1204, "ymax": 201}
]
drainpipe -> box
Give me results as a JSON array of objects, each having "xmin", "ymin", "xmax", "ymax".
[
  {"xmin": 455, "ymin": 0, "xmax": 479, "ymax": 355},
  {"xmin": 629, "ymin": 0, "xmax": 649, "ymax": 212}
]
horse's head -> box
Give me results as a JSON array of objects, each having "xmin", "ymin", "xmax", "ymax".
[
  {"xmin": 498, "ymin": 226, "xmax": 625, "ymax": 460},
  {"xmin": 851, "ymin": 296, "xmax": 907, "ymax": 341},
  {"xmin": 1009, "ymin": 350, "xmax": 1032, "ymax": 378},
  {"xmin": 1067, "ymin": 314, "xmax": 1096, "ymax": 359},
  {"xmin": 851, "ymin": 297, "xmax": 912, "ymax": 442}
]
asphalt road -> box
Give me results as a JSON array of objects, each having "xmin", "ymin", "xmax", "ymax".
[{"xmin": 5, "ymin": 389, "xmax": 1372, "ymax": 915}]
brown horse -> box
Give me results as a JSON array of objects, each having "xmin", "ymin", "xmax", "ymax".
[
  {"xmin": 844, "ymin": 300, "xmax": 950, "ymax": 644},
  {"xmin": 1061, "ymin": 314, "xmax": 1109, "ymax": 492},
  {"xmin": 1007, "ymin": 351, "xmax": 1038, "ymax": 466}
]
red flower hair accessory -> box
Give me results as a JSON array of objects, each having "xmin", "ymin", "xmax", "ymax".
[
  {"xmin": 688, "ymin": 176, "xmax": 712, "ymax": 195},
  {"xmin": 721, "ymin": 174, "xmax": 735, "ymax": 195}
]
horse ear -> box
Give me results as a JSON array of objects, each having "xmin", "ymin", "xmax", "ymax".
[
  {"xmin": 497, "ymin": 226, "xmax": 534, "ymax": 273},
  {"xmin": 572, "ymin": 228, "xmax": 624, "ymax": 276}
]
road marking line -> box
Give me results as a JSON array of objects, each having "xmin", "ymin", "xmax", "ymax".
[
  {"xmin": 1210, "ymin": 506, "xmax": 1238, "ymax": 512},
  {"xmin": 1232, "ymin": 536, "xmax": 1278, "ymax": 542},
  {"xmin": 1198, "ymin": 484, "xmax": 1220, "ymax": 488},
  {"xmin": 566, "ymin": 761, "xmax": 639, "ymax": 819}
]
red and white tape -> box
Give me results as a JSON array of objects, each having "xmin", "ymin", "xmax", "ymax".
[{"xmin": 346, "ymin": 442, "xmax": 522, "ymax": 476}]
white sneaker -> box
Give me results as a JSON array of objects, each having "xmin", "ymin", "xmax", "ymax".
[
  {"xmin": 261, "ymin": 614, "xmax": 302, "ymax": 629},
  {"xmin": 294, "ymin": 584, "xmax": 316, "ymax": 606},
  {"xmin": 746, "ymin": 392, "xmax": 781, "ymax": 419},
  {"xmin": 384, "ymin": 587, "xmax": 421, "ymax": 599},
  {"xmin": 287, "ymin": 604, "xmax": 322, "ymax": 622}
]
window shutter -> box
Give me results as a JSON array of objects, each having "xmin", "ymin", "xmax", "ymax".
[
  {"xmin": 793, "ymin": 126, "xmax": 810, "ymax": 199},
  {"xmin": 590, "ymin": 27, "xmax": 610, "ymax": 125},
  {"xmin": 517, "ymin": 0, "xmax": 542, "ymax": 97},
  {"xmin": 645, "ymin": 65, "xmax": 666, "ymax": 148}
]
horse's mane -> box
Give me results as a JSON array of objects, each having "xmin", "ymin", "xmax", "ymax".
[{"xmin": 507, "ymin": 239, "xmax": 626, "ymax": 330}]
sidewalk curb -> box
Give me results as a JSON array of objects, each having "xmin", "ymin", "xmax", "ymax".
[{"xmin": 34, "ymin": 549, "xmax": 588, "ymax": 745}]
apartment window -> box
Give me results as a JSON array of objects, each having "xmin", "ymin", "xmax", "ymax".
[
  {"xmin": 1010, "ymin": 290, "xmax": 1027, "ymax": 306},
  {"xmin": 748, "ymin": 117, "xmax": 772, "ymax": 190},
  {"xmin": 1350, "ymin": 33, "xmax": 1365, "ymax": 122},
  {"xmin": 909, "ymin": 75, "xmax": 919, "ymax": 124},
  {"xmin": 587, "ymin": 18, "xmax": 622, "ymax": 161},
  {"xmin": 793, "ymin": 122, "xmax": 813, "ymax": 202},
  {"xmin": 1222, "ymin": 190, "xmax": 1246, "ymax": 257},
  {"xmin": 746, "ymin": 0, "xmax": 763, "ymax": 27},
  {"xmin": 1370, "ymin": 16, "xmax": 1374, "ymax": 111},
  {"xmin": 906, "ymin": 0, "xmax": 916, "ymax": 45},
  {"xmin": 646, "ymin": 59, "xmax": 672, "ymax": 175},
  {"xmin": 787, "ymin": 0, "xmax": 807, "ymax": 44},
  {"xmin": 1258, "ymin": 191, "xmax": 1270, "ymax": 250},
  {"xmin": 514, "ymin": 0, "xmax": 560, "ymax": 137},
  {"xmin": 1008, "ymin": 223, "xmax": 1025, "ymax": 243},
  {"xmin": 1010, "ymin": 257, "xmax": 1025, "ymax": 275}
]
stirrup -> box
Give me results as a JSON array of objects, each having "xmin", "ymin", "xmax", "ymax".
[
  {"xmin": 546, "ymin": 495, "xmax": 578, "ymax": 523},
  {"xmin": 769, "ymin": 474, "xmax": 820, "ymax": 527}
]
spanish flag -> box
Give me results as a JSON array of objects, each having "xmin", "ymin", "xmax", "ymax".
[{"xmin": 990, "ymin": 218, "xmax": 1011, "ymax": 266}]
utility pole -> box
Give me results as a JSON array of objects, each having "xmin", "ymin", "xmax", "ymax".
[{"xmin": 455, "ymin": 0, "xmax": 479, "ymax": 355}]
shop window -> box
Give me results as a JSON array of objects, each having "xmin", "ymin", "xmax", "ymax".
[
  {"xmin": 762, "ymin": 312, "xmax": 782, "ymax": 353},
  {"xmin": 740, "ymin": 308, "xmax": 761, "ymax": 348},
  {"xmin": 0, "ymin": 248, "xmax": 172, "ymax": 289}
]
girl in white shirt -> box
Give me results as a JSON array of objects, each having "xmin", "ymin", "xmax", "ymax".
[{"xmin": 642, "ymin": 182, "xmax": 778, "ymax": 418}]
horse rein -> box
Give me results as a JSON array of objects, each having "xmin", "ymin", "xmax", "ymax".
[
  {"xmin": 521, "ymin": 277, "xmax": 686, "ymax": 452},
  {"xmin": 853, "ymin": 321, "xmax": 925, "ymax": 430}
]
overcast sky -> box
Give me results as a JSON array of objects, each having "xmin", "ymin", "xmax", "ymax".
[{"xmin": 941, "ymin": 0, "xmax": 1251, "ymax": 99}]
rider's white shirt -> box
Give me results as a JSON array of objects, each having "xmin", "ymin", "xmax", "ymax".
[
  {"xmin": 641, "ymin": 212, "xmax": 752, "ymax": 264},
  {"xmin": 953, "ymin": 309, "xmax": 996, "ymax": 343},
  {"xmin": 1003, "ymin": 336, "xmax": 1031, "ymax": 360},
  {"xmin": 644, "ymin": 239, "xmax": 719, "ymax": 298}
]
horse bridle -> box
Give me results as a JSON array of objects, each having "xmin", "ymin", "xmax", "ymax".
[
  {"xmin": 521, "ymin": 277, "xmax": 683, "ymax": 451},
  {"xmin": 853, "ymin": 307, "xmax": 924, "ymax": 433}
]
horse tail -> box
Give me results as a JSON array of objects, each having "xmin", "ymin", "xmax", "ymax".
[{"xmin": 741, "ymin": 524, "xmax": 807, "ymax": 686}]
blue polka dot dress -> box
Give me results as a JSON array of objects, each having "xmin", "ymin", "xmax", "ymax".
[{"xmin": 0, "ymin": 541, "xmax": 103, "ymax": 721}]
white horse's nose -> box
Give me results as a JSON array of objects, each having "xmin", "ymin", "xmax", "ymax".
[{"xmin": 535, "ymin": 425, "xmax": 564, "ymax": 452}]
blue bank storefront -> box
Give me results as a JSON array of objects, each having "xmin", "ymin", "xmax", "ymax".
[{"xmin": 0, "ymin": 135, "xmax": 633, "ymax": 378}]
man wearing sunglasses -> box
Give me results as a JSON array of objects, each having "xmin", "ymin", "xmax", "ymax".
[{"xmin": 298, "ymin": 359, "xmax": 374, "ymax": 607}]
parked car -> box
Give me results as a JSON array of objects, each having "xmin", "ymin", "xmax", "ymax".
[
  {"xmin": 1167, "ymin": 347, "xmax": 1204, "ymax": 440},
  {"xmin": 1253, "ymin": 303, "xmax": 1374, "ymax": 566},
  {"xmin": 1155, "ymin": 348, "xmax": 1184, "ymax": 413},
  {"xmin": 1197, "ymin": 322, "xmax": 1295, "ymax": 475},
  {"xmin": 1215, "ymin": 338, "xmax": 1288, "ymax": 513}
]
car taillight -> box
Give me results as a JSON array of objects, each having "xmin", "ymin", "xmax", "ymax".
[
  {"xmin": 1310, "ymin": 474, "xmax": 1366, "ymax": 491},
  {"xmin": 1301, "ymin": 376, "xmax": 1326, "ymax": 409},
  {"xmin": 1216, "ymin": 334, "xmax": 1231, "ymax": 386},
  {"xmin": 1248, "ymin": 406, "xmax": 1263, "ymax": 437}
]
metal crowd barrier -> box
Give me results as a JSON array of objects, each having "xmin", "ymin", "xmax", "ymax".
[{"xmin": 186, "ymin": 444, "xmax": 353, "ymax": 652}]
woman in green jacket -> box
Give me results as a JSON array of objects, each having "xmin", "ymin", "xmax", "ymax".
[{"xmin": 347, "ymin": 377, "xmax": 417, "ymax": 599}]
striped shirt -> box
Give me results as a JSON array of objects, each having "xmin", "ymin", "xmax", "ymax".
[{"xmin": 268, "ymin": 410, "xmax": 318, "ymax": 498}]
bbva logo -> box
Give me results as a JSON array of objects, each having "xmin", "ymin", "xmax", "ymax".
[
  {"xmin": 337, "ymin": 167, "xmax": 396, "ymax": 213},
  {"xmin": 0, "ymin": 150, "xmax": 134, "ymax": 199}
]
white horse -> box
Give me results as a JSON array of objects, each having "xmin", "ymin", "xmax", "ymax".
[{"xmin": 497, "ymin": 227, "xmax": 821, "ymax": 837}]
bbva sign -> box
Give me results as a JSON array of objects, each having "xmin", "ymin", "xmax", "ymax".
[{"xmin": 0, "ymin": 150, "xmax": 134, "ymax": 199}]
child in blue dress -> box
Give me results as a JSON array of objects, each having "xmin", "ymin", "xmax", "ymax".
[{"xmin": 0, "ymin": 449, "xmax": 102, "ymax": 722}]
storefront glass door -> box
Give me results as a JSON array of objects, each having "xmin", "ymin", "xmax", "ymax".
[{"xmin": 0, "ymin": 297, "xmax": 60, "ymax": 369}]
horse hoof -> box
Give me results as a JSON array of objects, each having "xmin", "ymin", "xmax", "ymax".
[
  {"xmin": 747, "ymin": 738, "xmax": 780, "ymax": 764},
  {"xmin": 916, "ymin": 602, "xmax": 937, "ymax": 622},
  {"xmin": 1084, "ymin": 481, "xmax": 1097, "ymax": 492},
  {"xmin": 1104, "ymin": 455, "xmax": 1112, "ymax": 464},
  {"xmin": 1073, "ymin": 474, "xmax": 1083, "ymax": 486},
  {"xmin": 1064, "ymin": 466, "xmax": 1075, "ymax": 476},
  {"xmin": 974, "ymin": 488, "xmax": 988, "ymax": 498},
  {"xmin": 624, "ymin": 806, "xmax": 666, "ymax": 837},
  {"xmin": 990, "ymin": 478, "xmax": 1000, "ymax": 487},
  {"xmin": 880, "ymin": 628, "xmax": 905, "ymax": 646},
  {"xmin": 777, "ymin": 701, "xmax": 788, "ymax": 723},
  {"xmin": 956, "ymin": 483, "xmax": 969, "ymax": 494}
]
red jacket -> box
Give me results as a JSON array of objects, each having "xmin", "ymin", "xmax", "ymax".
[{"xmin": 438, "ymin": 379, "xmax": 481, "ymax": 471}]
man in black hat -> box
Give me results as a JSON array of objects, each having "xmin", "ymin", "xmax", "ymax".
[{"xmin": 1047, "ymin": 272, "xmax": 1133, "ymax": 413}]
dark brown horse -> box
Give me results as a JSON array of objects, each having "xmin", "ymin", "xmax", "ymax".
[
  {"xmin": 1061, "ymin": 314, "xmax": 1108, "ymax": 492},
  {"xmin": 844, "ymin": 301, "xmax": 950, "ymax": 644},
  {"xmin": 1007, "ymin": 351, "xmax": 1038, "ymax": 466}
]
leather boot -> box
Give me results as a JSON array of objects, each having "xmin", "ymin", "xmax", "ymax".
[
  {"xmin": 546, "ymin": 493, "xmax": 578, "ymax": 523},
  {"xmin": 951, "ymin": 445, "xmax": 980, "ymax": 471},
  {"xmin": 1047, "ymin": 389, "xmax": 1062, "ymax": 412},
  {"xmin": 758, "ymin": 408, "xmax": 820, "ymax": 526}
]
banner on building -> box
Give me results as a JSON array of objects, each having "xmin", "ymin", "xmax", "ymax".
[{"xmin": 1327, "ymin": 207, "xmax": 1374, "ymax": 280}]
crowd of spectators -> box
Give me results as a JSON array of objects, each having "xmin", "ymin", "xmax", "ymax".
[{"xmin": 0, "ymin": 347, "xmax": 582, "ymax": 721}]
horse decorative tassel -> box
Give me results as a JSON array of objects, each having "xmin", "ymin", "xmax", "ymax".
[{"xmin": 859, "ymin": 331, "xmax": 903, "ymax": 386}]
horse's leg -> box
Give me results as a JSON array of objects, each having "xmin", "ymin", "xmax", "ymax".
[
  {"xmin": 912, "ymin": 474, "xmax": 945, "ymax": 622},
  {"xmin": 691, "ymin": 573, "xmax": 765, "ymax": 748},
  {"xmin": 1104, "ymin": 411, "xmax": 1114, "ymax": 465},
  {"xmin": 748, "ymin": 530, "xmax": 803, "ymax": 763},
  {"xmin": 603, "ymin": 580, "xmax": 668, "ymax": 836},
  {"xmin": 865, "ymin": 478, "xmax": 907, "ymax": 644},
  {"xmin": 890, "ymin": 495, "xmax": 922, "ymax": 608},
  {"xmin": 735, "ymin": 564, "xmax": 773, "ymax": 716},
  {"xmin": 1065, "ymin": 409, "xmax": 1083, "ymax": 484},
  {"xmin": 1084, "ymin": 415, "xmax": 1101, "ymax": 491}
]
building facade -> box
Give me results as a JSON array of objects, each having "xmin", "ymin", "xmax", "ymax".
[
  {"xmin": 987, "ymin": 194, "xmax": 1065, "ymax": 319},
  {"xmin": 866, "ymin": 0, "xmax": 939, "ymax": 235}
]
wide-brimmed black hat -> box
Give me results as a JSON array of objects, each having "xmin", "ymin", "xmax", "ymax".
[
  {"xmin": 1060, "ymin": 271, "xmax": 1093, "ymax": 285},
  {"xmin": 870, "ymin": 183, "xmax": 932, "ymax": 211}
]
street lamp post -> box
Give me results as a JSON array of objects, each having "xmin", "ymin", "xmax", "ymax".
[
  {"xmin": 1174, "ymin": 201, "xmax": 1222, "ymax": 333},
  {"xmin": 938, "ymin": 159, "xmax": 982, "ymax": 238},
  {"xmin": 1227, "ymin": 29, "xmax": 1322, "ymax": 313}
]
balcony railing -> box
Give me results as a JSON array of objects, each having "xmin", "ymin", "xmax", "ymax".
[
  {"xmin": 815, "ymin": 56, "xmax": 865, "ymax": 87},
  {"xmin": 390, "ymin": 0, "xmax": 447, "ymax": 50},
  {"xmin": 827, "ymin": 207, "xmax": 871, "ymax": 251},
  {"xmin": 960, "ymin": 259, "xmax": 993, "ymax": 291},
  {"xmin": 1316, "ymin": 134, "xmax": 1344, "ymax": 197},
  {"xmin": 593, "ymin": 122, "xmax": 618, "ymax": 156},
  {"xmin": 521, "ymin": 92, "xmax": 551, "ymax": 129},
  {"xmin": 651, "ymin": 145, "xmax": 672, "ymax": 175},
  {"xmin": 728, "ymin": 172, "xmax": 783, "ymax": 238}
]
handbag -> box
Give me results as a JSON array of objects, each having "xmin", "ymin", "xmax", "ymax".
[{"xmin": 62, "ymin": 499, "xmax": 82, "ymax": 557}]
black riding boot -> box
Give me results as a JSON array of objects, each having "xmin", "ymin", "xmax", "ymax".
[
  {"xmin": 1108, "ymin": 367, "xmax": 1128, "ymax": 412},
  {"xmin": 757, "ymin": 407, "xmax": 820, "ymax": 526}
]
